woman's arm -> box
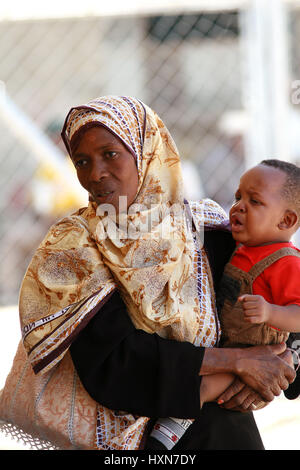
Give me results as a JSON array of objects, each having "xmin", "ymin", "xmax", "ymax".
[
  {"xmin": 70, "ymin": 290, "xmax": 205, "ymax": 418},
  {"xmin": 201, "ymin": 344, "xmax": 295, "ymax": 405},
  {"xmin": 70, "ymin": 291, "xmax": 295, "ymax": 418}
]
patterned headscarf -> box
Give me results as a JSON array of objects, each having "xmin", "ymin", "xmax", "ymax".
[
  {"xmin": 62, "ymin": 96, "xmax": 145, "ymax": 179},
  {"xmin": 19, "ymin": 96, "xmax": 227, "ymax": 449}
]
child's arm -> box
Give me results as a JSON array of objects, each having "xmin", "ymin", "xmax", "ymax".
[
  {"xmin": 200, "ymin": 373, "xmax": 267, "ymax": 411},
  {"xmin": 239, "ymin": 294, "xmax": 300, "ymax": 332},
  {"xmin": 199, "ymin": 373, "xmax": 234, "ymax": 408}
]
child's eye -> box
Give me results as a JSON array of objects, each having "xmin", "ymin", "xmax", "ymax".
[{"xmin": 250, "ymin": 198, "xmax": 260, "ymax": 205}]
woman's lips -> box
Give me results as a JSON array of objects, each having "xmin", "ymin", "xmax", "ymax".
[
  {"xmin": 97, "ymin": 191, "xmax": 113, "ymax": 197},
  {"xmin": 93, "ymin": 190, "xmax": 114, "ymax": 203}
]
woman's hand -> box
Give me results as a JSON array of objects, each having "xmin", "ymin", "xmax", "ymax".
[
  {"xmin": 279, "ymin": 346, "xmax": 295, "ymax": 368},
  {"xmin": 200, "ymin": 342, "xmax": 295, "ymax": 404},
  {"xmin": 233, "ymin": 343, "xmax": 294, "ymax": 401},
  {"xmin": 215, "ymin": 345, "xmax": 295, "ymax": 411}
]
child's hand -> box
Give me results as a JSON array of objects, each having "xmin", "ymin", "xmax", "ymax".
[{"xmin": 238, "ymin": 294, "xmax": 271, "ymax": 324}]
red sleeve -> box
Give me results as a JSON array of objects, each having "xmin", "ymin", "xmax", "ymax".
[{"xmin": 263, "ymin": 256, "xmax": 300, "ymax": 307}]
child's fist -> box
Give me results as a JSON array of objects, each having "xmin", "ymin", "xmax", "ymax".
[{"xmin": 238, "ymin": 294, "xmax": 271, "ymax": 324}]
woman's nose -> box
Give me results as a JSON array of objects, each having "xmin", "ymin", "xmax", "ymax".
[{"xmin": 89, "ymin": 159, "xmax": 109, "ymax": 182}]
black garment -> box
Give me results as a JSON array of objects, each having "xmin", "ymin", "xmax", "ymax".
[
  {"xmin": 285, "ymin": 332, "xmax": 300, "ymax": 400},
  {"xmin": 70, "ymin": 289, "xmax": 264, "ymax": 450},
  {"xmin": 168, "ymin": 403, "xmax": 264, "ymax": 450},
  {"xmin": 203, "ymin": 227, "xmax": 236, "ymax": 293},
  {"xmin": 70, "ymin": 289, "xmax": 203, "ymax": 419},
  {"xmin": 145, "ymin": 403, "xmax": 264, "ymax": 450},
  {"xmin": 70, "ymin": 229, "xmax": 267, "ymax": 450}
]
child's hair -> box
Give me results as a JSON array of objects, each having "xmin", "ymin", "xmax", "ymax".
[{"xmin": 260, "ymin": 159, "xmax": 300, "ymax": 226}]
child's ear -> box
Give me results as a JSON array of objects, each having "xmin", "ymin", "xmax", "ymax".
[{"xmin": 278, "ymin": 210, "xmax": 298, "ymax": 230}]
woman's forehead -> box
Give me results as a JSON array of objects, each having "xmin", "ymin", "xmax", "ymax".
[
  {"xmin": 65, "ymin": 98, "xmax": 144, "ymax": 147},
  {"xmin": 63, "ymin": 97, "xmax": 146, "ymax": 176},
  {"xmin": 79, "ymin": 126, "xmax": 118, "ymax": 143},
  {"xmin": 72, "ymin": 125, "xmax": 133, "ymax": 156}
]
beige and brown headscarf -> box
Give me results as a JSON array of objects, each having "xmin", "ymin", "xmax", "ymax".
[{"xmin": 19, "ymin": 96, "xmax": 227, "ymax": 449}]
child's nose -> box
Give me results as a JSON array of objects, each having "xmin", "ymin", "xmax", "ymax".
[{"xmin": 236, "ymin": 200, "xmax": 246, "ymax": 212}]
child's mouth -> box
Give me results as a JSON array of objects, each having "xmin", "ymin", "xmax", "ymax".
[{"xmin": 230, "ymin": 216, "xmax": 244, "ymax": 232}]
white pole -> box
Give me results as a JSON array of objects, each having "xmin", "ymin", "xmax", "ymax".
[
  {"xmin": 241, "ymin": 0, "xmax": 290, "ymax": 168},
  {"xmin": 0, "ymin": 82, "xmax": 85, "ymax": 200}
]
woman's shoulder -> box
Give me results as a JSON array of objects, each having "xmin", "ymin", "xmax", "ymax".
[
  {"xmin": 188, "ymin": 197, "xmax": 227, "ymax": 215},
  {"xmin": 187, "ymin": 198, "xmax": 229, "ymax": 230},
  {"xmin": 38, "ymin": 206, "xmax": 91, "ymax": 249}
]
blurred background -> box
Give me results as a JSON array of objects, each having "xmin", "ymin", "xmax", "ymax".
[{"xmin": 0, "ymin": 0, "xmax": 300, "ymax": 450}]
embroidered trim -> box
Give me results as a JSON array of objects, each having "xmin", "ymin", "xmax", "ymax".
[{"xmin": 150, "ymin": 418, "xmax": 192, "ymax": 450}]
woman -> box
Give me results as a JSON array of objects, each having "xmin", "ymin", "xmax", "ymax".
[{"xmin": 17, "ymin": 96, "xmax": 296, "ymax": 450}]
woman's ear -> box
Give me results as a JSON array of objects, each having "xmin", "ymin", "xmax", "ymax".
[{"xmin": 278, "ymin": 210, "xmax": 298, "ymax": 230}]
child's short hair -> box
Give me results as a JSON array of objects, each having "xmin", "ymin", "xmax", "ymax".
[{"xmin": 260, "ymin": 159, "xmax": 300, "ymax": 226}]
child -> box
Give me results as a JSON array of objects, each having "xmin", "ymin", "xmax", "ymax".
[
  {"xmin": 148, "ymin": 159, "xmax": 300, "ymax": 450},
  {"xmin": 218, "ymin": 159, "xmax": 300, "ymax": 348}
]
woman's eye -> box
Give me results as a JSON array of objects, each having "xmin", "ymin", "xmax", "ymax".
[
  {"xmin": 105, "ymin": 151, "xmax": 117, "ymax": 159},
  {"xmin": 74, "ymin": 159, "xmax": 87, "ymax": 169}
]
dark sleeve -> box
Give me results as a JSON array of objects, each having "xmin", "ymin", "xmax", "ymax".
[
  {"xmin": 284, "ymin": 332, "xmax": 300, "ymax": 399},
  {"xmin": 204, "ymin": 228, "xmax": 236, "ymax": 292},
  {"xmin": 70, "ymin": 290, "xmax": 204, "ymax": 419}
]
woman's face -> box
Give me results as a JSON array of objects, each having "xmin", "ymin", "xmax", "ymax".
[{"xmin": 71, "ymin": 126, "xmax": 139, "ymax": 214}]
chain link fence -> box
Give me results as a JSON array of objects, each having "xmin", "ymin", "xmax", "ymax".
[{"xmin": 0, "ymin": 3, "xmax": 299, "ymax": 305}]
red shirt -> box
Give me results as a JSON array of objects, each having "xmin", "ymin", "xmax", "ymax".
[{"xmin": 230, "ymin": 242, "xmax": 300, "ymax": 307}]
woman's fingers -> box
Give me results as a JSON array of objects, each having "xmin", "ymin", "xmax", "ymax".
[{"xmin": 234, "ymin": 344, "xmax": 296, "ymax": 402}]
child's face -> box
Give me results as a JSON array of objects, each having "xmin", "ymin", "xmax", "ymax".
[{"xmin": 229, "ymin": 165, "xmax": 291, "ymax": 246}]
